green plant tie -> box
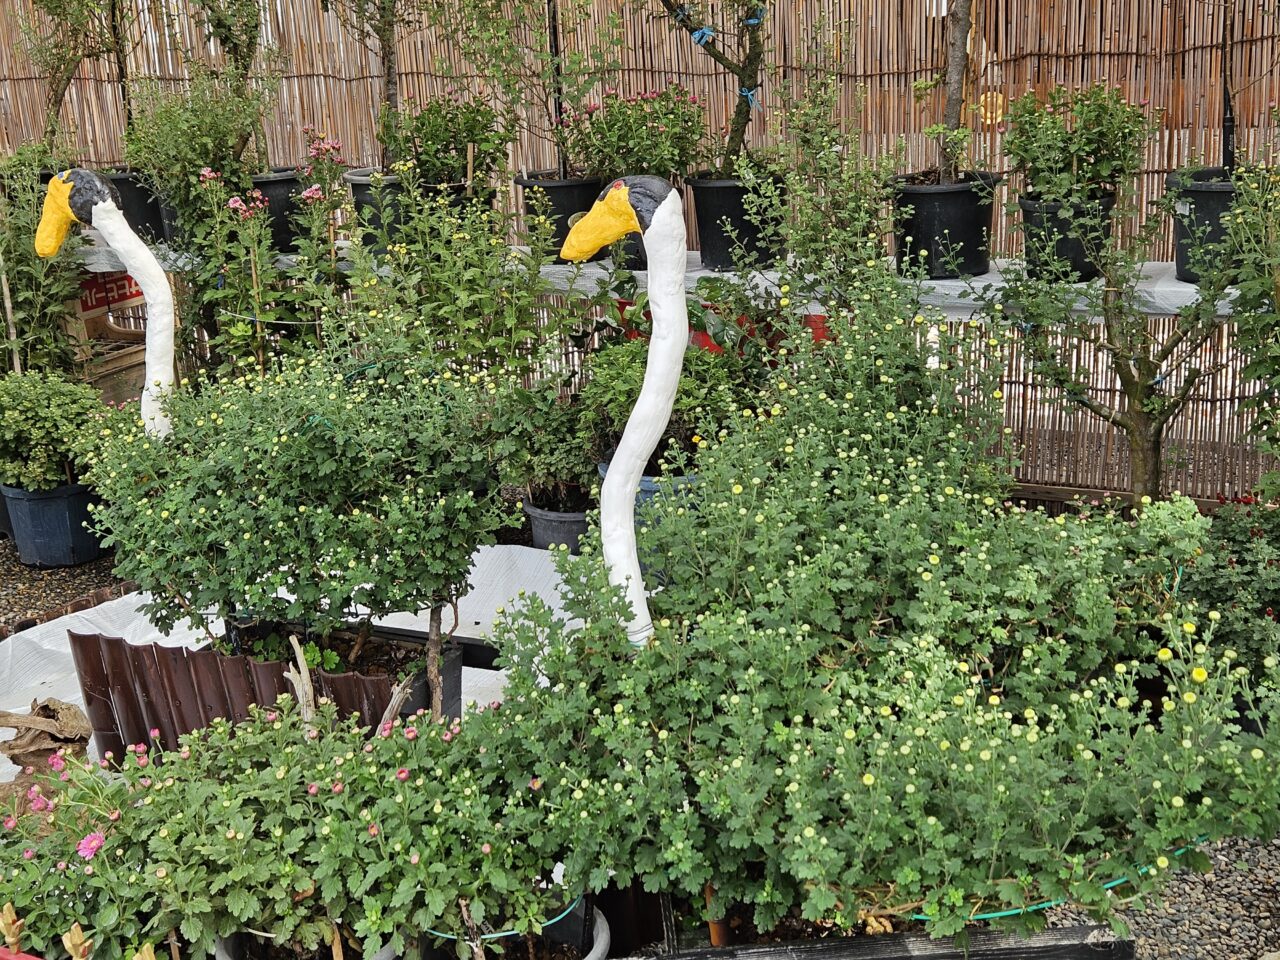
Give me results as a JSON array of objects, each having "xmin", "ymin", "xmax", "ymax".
[{"xmin": 424, "ymin": 895, "xmax": 582, "ymax": 941}]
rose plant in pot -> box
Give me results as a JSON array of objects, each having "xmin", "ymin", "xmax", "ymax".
[
  {"xmin": 1002, "ymin": 84, "xmax": 1155, "ymax": 282},
  {"xmin": 563, "ymin": 86, "xmax": 706, "ymax": 269},
  {"xmin": 0, "ymin": 371, "xmax": 105, "ymax": 568},
  {"xmin": 492, "ymin": 371, "xmax": 597, "ymax": 554},
  {"xmin": 83, "ymin": 339, "xmax": 507, "ymax": 738}
]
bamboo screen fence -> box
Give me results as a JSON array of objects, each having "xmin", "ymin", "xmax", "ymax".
[{"xmin": 0, "ymin": 0, "xmax": 1278, "ymax": 499}]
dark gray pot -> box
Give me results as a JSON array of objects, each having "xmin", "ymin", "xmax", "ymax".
[
  {"xmin": 523, "ymin": 501, "xmax": 589, "ymax": 555},
  {"xmin": 1, "ymin": 483, "xmax": 104, "ymax": 568}
]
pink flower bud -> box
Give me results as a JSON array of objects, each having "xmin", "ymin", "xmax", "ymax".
[
  {"xmin": 333, "ymin": 782, "xmax": 344, "ymax": 794},
  {"xmin": 368, "ymin": 823, "xmax": 380, "ymax": 837},
  {"xmin": 481, "ymin": 843, "xmax": 492, "ymax": 855},
  {"xmin": 22, "ymin": 849, "xmax": 34, "ymax": 860},
  {"xmin": 308, "ymin": 783, "xmax": 319, "ymax": 795},
  {"xmin": 396, "ymin": 768, "xmax": 410, "ymax": 782}
]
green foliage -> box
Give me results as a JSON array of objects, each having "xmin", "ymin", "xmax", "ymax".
[
  {"xmin": 0, "ymin": 698, "xmax": 576, "ymax": 960},
  {"xmin": 377, "ymin": 98, "xmax": 511, "ymax": 184},
  {"xmin": 0, "ymin": 146, "xmax": 83, "ymax": 373},
  {"xmin": 341, "ymin": 172, "xmax": 600, "ymax": 380},
  {"xmin": 84, "ymin": 348, "xmax": 506, "ymax": 639},
  {"xmin": 1003, "ymin": 85, "xmax": 1156, "ymax": 204},
  {"xmin": 0, "ymin": 370, "xmax": 101, "ymax": 490},
  {"xmin": 491, "ymin": 371, "xmax": 597, "ymax": 511},
  {"xmin": 563, "ymin": 87, "xmax": 707, "ymax": 181},
  {"xmin": 123, "ymin": 66, "xmax": 273, "ymax": 230},
  {"xmin": 1181, "ymin": 498, "xmax": 1280, "ymax": 675},
  {"xmin": 577, "ymin": 338, "xmax": 753, "ymax": 466}
]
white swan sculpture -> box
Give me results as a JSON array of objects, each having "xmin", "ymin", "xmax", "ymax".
[
  {"xmin": 561, "ymin": 176, "xmax": 689, "ymax": 646},
  {"xmin": 36, "ymin": 169, "xmax": 175, "ymax": 438}
]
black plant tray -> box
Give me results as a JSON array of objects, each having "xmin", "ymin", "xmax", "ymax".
[{"xmin": 632, "ymin": 926, "xmax": 1132, "ymax": 960}]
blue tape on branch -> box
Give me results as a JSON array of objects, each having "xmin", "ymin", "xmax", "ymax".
[
  {"xmin": 691, "ymin": 25, "xmax": 714, "ymax": 45},
  {"xmin": 673, "ymin": 4, "xmax": 690, "ymax": 21},
  {"xmin": 743, "ymin": 6, "xmax": 765, "ymax": 24},
  {"xmin": 739, "ymin": 86, "xmax": 763, "ymax": 111}
]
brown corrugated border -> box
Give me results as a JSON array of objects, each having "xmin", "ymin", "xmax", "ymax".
[{"xmin": 0, "ymin": 580, "xmax": 139, "ymax": 641}]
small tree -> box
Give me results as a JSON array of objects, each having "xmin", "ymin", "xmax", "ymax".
[
  {"xmin": 645, "ymin": 0, "xmax": 766, "ymax": 177},
  {"xmin": 18, "ymin": 0, "xmax": 133, "ymax": 149},
  {"xmin": 909, "ymin": 0, "xmax": 980, "ymax": 185}
]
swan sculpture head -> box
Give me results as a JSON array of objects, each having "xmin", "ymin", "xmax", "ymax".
[
  {"xmin": 561, "ymin": 175, "xmax": 678, "ymax": 262},
  {"xmin": 35, "ymin": 169, "xmax": 119, "ymax": 258}
]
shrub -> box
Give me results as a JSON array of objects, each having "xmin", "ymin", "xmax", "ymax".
[
  {"xmin": 564, "ymin": 87, "xmax": 706, "ymax": 182},
  {"xmin": 377, "ymin": 97, "xmax": 511, "ymax": 184},
  {"xmin": 84, "ymin": 348, "xmax": 505, "ymax": 641},
  {"xmin": 0, "ymin": 370, "xmax": 102, "ymax": 491}
]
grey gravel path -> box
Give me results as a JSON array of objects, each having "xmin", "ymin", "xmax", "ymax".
[
  {"xmin": 0, "ymin": 539, "xmax": 120, "ymax": 632},
  {"xmin": 1050, "ymin": 836, "xmax": 1280, "ymax": 959}
]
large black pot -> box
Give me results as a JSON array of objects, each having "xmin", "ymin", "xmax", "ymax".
[
  {"xmin": 894, "ymin": 171, "xmax": 1000, "ymax": 279},
  {"xmin": 1, "ymin": 483, "xmax": 104, "ymax": 568},
  {"xmin": 1168, "ymin": 167, "xmax": 1237, "ymax": 284},
  {"xmin": 523, "ymin": 500, "xmax": 589, "ymax": 554},
  {"xmin": 1019, "ymin": 191, "xmax": 1117, "ymax": 281},
  {"xmin": 515, "ymin": 171, "xmax": 607, "ymax": 264},
  {"xmin": 688, "ymin": 176, "xmax": 782, "ymax": 271},
  {"xmin": 103, "ymin": 169, "xmax": 165, "ymax": 242},
  {"xmin": 251, "ymin": 167, "xmax": 303, "ymax": 252},
  {"xmin": 346, "ymin": 169, "xmax": 492, "ymax": 238}
]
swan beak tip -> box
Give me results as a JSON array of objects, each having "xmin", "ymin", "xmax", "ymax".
[
  {"xmin": 35, "ymin": 172, "xmax": 78, "ymax": 258},
  {"xmin": 560, "ymin": 183, "xmax": 641, "ymax": 261}
]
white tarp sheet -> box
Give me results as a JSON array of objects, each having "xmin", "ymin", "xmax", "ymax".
[{"xmin": 0, "ymin": 545, "xmax": 569, "ymax": 781}]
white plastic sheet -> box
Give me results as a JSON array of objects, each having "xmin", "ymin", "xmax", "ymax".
[{"xmin": 0, "ymin": 545, "xmax": 570, "ymax": 782}]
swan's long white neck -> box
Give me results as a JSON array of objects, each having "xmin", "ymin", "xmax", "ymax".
[
  {"xmin": 600, "ymin": 191, "xmax": 688, "ymax": 645},
  {"xmin": 92, "ymin": 201, "xmax": 174, "ymax": 437}
]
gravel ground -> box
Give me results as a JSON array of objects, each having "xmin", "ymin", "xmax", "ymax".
[
  {"xmin": 1049, "ymin": 836, "xmax": 1280, "ymax": 959},
  {"xmin": 0, "ymin": 538, "xmax": 121, "ymax": 633}
]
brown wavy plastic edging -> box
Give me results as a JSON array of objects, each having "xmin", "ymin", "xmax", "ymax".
[{"xmin": 67, "ymin": 632, "xmax": 462, "ymax": 758}]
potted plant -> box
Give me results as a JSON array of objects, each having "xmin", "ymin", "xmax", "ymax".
[
  {"xmin": 438, "ymin": 0, "xmax": 621, "ymax": 256},
  {"xmin": 1003, "ymin": 84, "xmax": 1155, "ymax": 281},
  {"xmin": 568, "ymin": 86, "xmax": 707, "ymax": 269},
  {"xmin": 124, "ymin": 67, "xmax": 278, "ymax": 245},
  {"xmin": 894, "ymin": 0, "xmax": 1001, "ymax": 279},
  {"xmin": 345, "ymin": 97, "xmax": 511, "ymax": 229},
  {"xmin": 83, "ymin": 346, "xmax": 506, "ymax": 733},
  {"xmin": 0, "ymin": 371, "xmax": 104, "ymax": 568},
  {"xmin": 579, "ymin": 338, "xmax": 748, "ymax": 501},
  {"xmin": 492, "ymin": 372, "xmax": 597, "ymax": 554}
]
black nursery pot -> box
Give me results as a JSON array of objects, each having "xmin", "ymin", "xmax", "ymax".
[
  {"xmin": 688, "ymin": 175, "xmax": 782, "ymax": 271},
  {"xmin": 1168, "ymin": 166, "xmax": 1237, "ymax": 284},
  {"xmin": 0, "ymin": 483, "xmax": 104, "ymax": 568},
  {"xmin": 893, "ymin": 171, "xmax": 1000, "ymax": 279},
  {"xmin": 104, "ymin": 169, "xmax": 165, "ymax": 243},
  {"xmin": 251, "ymin": 167, "xmax": 303, "ymax": 252},
  {"xmin": 1019, "ymin": 191, "xmax": 1117, "ymax": 282},
  {"xmin": 344, "ymin": 167, "xmax": 405, "ymax": 235},
  {"xmin": 523, "ymin": 501, "xmax": 589, "ymax": 554},
  {"xmin": 514, "ymin": 171, "xmax": 607, "ymax": 263}
]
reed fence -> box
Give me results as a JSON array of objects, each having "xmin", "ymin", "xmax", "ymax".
[{"xmin": 1, "ymin": 0, "xmax": 1277, "ymax": 499}]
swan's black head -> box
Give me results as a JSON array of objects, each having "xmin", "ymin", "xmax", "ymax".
[
  {"xmin": 36, "ymin": 168, "xmax": 119, "ymax": 258},
  {"xmin": 560, "ymin": 176, "xmax": 675, "ymax": 262}
]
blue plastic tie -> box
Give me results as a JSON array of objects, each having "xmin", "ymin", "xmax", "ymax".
[
  {"xmin": 1152, "ymin": 372, "xmax": 1166, "ymax": 386},
  {"xmin": 673, "ymin": 4, "xmax": 690, "ymax": 22},
  {"xmin": 691, "ymin": 25, "xmax": 715, "ymax": 45},
  {"xmin": 739, "ymin": 86, "xmax": 763, "ymax": 111},
  {"xmin": 743, "ymin": 6, "xmax": 765, "ymax": 24}
]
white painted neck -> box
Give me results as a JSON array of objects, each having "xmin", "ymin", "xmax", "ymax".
[
  {"xmin": 598, "ymin": 192, "xmax": 689, "ymax": 645},
  {"xmin": 92, "ymin": 202, "xmax": 174, "ymax": 437}
]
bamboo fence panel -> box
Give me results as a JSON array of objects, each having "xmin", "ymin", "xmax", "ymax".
[{"xmin": 1, "ymin": 0, "xmax": 1278, "ymax": 498}]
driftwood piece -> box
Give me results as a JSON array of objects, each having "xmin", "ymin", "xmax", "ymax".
[{"xmin": 0, "ymin": 700, "xmax": 92, "ymax": 813}]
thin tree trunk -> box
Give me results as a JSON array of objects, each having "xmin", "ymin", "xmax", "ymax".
[
  {"xmin": 939, "ymin": 0, "xmax": 973, "ymax": 185},
  {"xmin": 1126, "ymin": 411, "xmax": 1163, "ymax": 506},
  {"xmin": 43, "ymin": 62, "xmax": 80, "ymax": 150},
  {"xmin": 378, "ymin": 3, "xmax": 398, "ymax": 170},
  {"xmin": 721, "ymin": 19, "xmax": 765, "ymax": 176},
  {"xmin": 427, "ymin": 604, "xmax": 443, "ymax": 723},
  {"xmin": 110, "ymin": 0, "xmax": 131, "ymax": 127}
]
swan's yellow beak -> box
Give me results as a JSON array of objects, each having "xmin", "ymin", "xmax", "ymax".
[
  {"xmin": 36, "ymin": 172, "xmax": 78, "ymax": 258},
  {"xmin": 561, "ymin": 183, "xmax": 641, "ymax": 261}
]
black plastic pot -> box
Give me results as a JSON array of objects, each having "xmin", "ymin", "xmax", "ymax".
[
  {"xmin": 893, "ymin": 171, "xmax": 1000, "ymax": 279},
  {"xmin": 345, "ymin": 167, "xmax": 405, "ymax": 236},
  {"xmin": 516, "ymin": 172, "xmax": 608, "ymax": 263},
  {"xmin": 688, "ymin": 176, "xmax": 782, "ymax": 271},
  {"xmin": 1168, "ymin": 167, "xmax": 1237, "ymax": 284},
  {"xmin": 0, "ymin": 483, "xmax": 104, "ymax": 568},
  {"xmin": 524, "ymin": 501, "xmax": 589, "ymax": 554},
  {"xmin": 251, "ymin": 167, "xmax": 303, "ymax": 252},
  {"xmin": 103, "ymin": 169, "xmax": 165, "ymax": 242},
  {"xmin": 1019, "ymin": 192, "xmax": 1117, "ymax": 281}
]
